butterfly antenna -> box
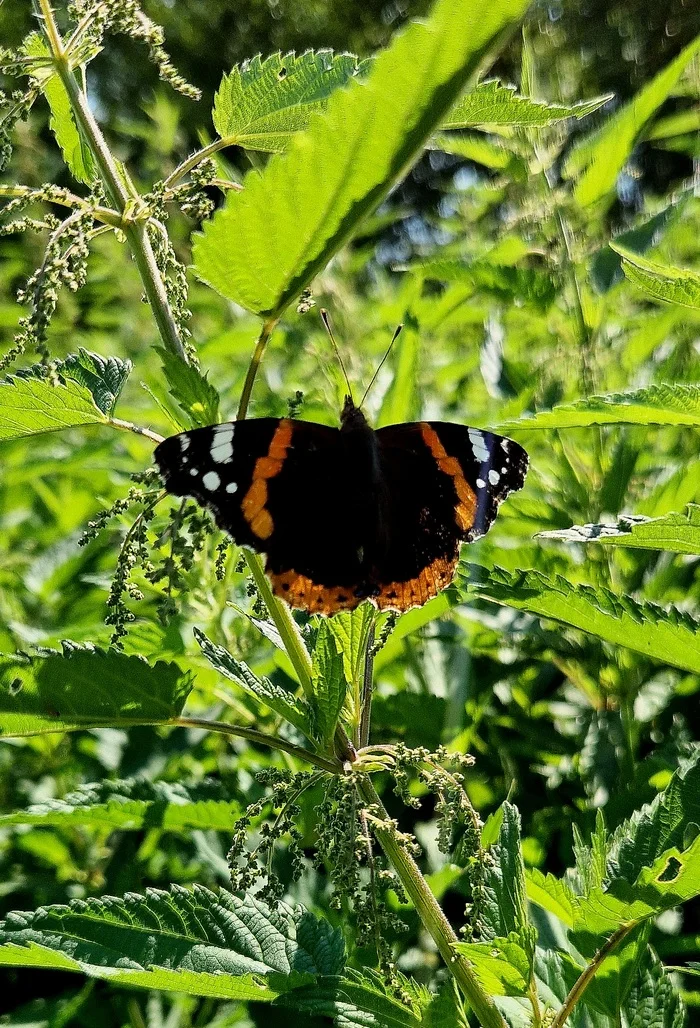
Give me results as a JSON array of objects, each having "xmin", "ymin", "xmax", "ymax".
[
  {"xmin": 320, "ymin": 309, "xmax": 354, "ymax": 404},
  {"xmin": 360, "ymin": 323, "xmax": 403, "ymax": 408}
]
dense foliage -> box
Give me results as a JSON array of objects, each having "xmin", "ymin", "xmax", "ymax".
[{"xmin": 1, "ymin": 0, "xmax": 699, "ymax": 1025}]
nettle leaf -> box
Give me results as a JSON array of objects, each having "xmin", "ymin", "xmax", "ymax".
[
  {"xmin": 327, "ymin": 603, "xmax": 374, "ymax": 692},
  {"xmin": 0, "ymin": 375, "xmax": 106, "ymax": 441},
  {"xmin": 0, "ymin": 777, "xmax": 240, "ymax": 834},
  {"xmin": 213, "ymin": 50, "xmax": 367, "ymax": 152},
  {"xmin": 591, "ymin": 200, "xmax": 685, "ymax": 293},
  {"xmin": 625, "ymin": 949, "xmax": 685, "ymax": 1028},
  {"xmin": 525, "ymin": 868, "xmax": 576, "ymax": 927},
  {"xmin": 611, "ymin": 244, "xmax": 700, "ymax": 309},
  {"xmin": 562, "ymin": 33, "xmax": 700, "ymax": 207},
  {"xmin": 378, "ymin": 326, "xmax": 421, "ymax": 426},
  {"xmin": 459, "ymin": 563, "xmax": 700, "ymax": 676},
  {"xmin": 453, "ymin": 935, "xmax": 531, "ymax": 997},
  {"xmin": 193, "ymin": 0, "xmax": 530, "ymax": 316},
  {"xmin": 479, "ymin": 803, "xmax": 536, "ymax": 964},
  {"xmin": 539, "ymin": 505, "xmax": 700, "ymax": 556},
  {"xmin": 441, "ymin": 78, "xmax": 612, "ymax": 128},
  {"xmin": 499, "ymin": 384, "xmax": 700, "ymax": 431},
  {"xmin": 311, "ymin": 621, "xmax": 347, "ymax": 745},
  {"xmin": 194, "ymin": 628, "xmax": 313, "ymax": 737},
  {"xmin": 23, "ymin": 34, "xmax": 96, "ymax": 184},
  {"xmin": 157, "ymin": 348, "xmax": 220, "ymax": 429},
  {"xmin": 0, "ymin": 643, "xmax": 193, "ymax": 736},
  {"xmin": 55, "ymin": 349, "xmax": 132, "ymax": 416},
  {"xmin": 409, "ymin": 257, "xmax": 556, "ymax": 309},
  {"xmin": 607, "ymin": 755, "xmax": 700, "ymax": 885},
  {"xmin": 0, "ymin": 886, "xmax": 345, "ymax": 1001}
]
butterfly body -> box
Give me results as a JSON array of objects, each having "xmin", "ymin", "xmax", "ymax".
[{"xmin": 154, "ymin": 398, "xmax": 528, "ymax": 614}]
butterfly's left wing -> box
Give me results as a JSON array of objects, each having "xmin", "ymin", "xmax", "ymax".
[{"xmin": 372, "ymin": 422, "xmax": 528, "ymax": 610}]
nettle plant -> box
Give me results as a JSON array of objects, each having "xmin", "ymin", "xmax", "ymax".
[{"xmin": 1, "ymin": 0, "xmax": 700, "ymax": 1025}]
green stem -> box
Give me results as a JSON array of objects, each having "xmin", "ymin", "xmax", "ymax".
[
  {"xmin": 550, "ymin": 923, "xmax": 635, "ymax": 1028},
  {"xmin": 175, "ymin": 717, "xmax": 340, "ymax": 774},
  {"xmin": 357, "ymin": 775, "xmax": 507, "ymax": 1028},
  {"xmin": 108, "ymin": 418, "xmax": 165, "ymax": 445},
  {"xmin": 164, "ymin": 138, "xmax": 246, "ymax": 190},
  {"xmin": 37, "ymin": 0, "xmax": 188, "ymax": 364},
  {"xmin": 237, "ymin": 318, "xmax": 278, "ymax": 421}
]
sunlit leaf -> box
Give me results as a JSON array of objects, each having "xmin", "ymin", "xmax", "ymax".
[
  {"xmin": 158, "ymin": 348, "xmax": 220, "ymax": 429},
  {"xmin": 193, "ymin": 0, "xmax": 530, "ymax": 316},
  {"xmin": 539, "ymin": 505, "xmax": 700, "ymax": 556},
  {"xmin": 311, "ymin": 621, "xmax": 347, "ymax": 745},
  {"xmin": 442, "ymin": 79, "xmax": 612, "ymax": 128},
  {"xmin": 499, "ymin": 384, "xmax": 700, "ymax": 431},
  {"xmin": 611, "ymin": 244, "xmax": 700, "ymax": 310},
  {"xmin": 453, "ymin": 935, "xmax": 530, "ymax": 996},
  {"xmin": 0, "ymin": 375, "xmax": 106, "ymax": 441}
]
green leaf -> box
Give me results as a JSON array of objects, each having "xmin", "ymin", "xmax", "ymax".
[
  {"xmin": 157, "ymin": 348, "xmax": 220, "ymax": 429},
  {"xmin": 525, "ymin": 868, "xmax": 576, "ymax": 927},
  {"xmin": 408, "ymin": 257, "xmax": 555, "ymax": 309},
  {"xmin": 430, "ymin": 131, "xmax": 515, "ymax": 170},
  {"xmin": 0, "ymin": 777, "xmax": 240, "ymax": 833},
  {"xmin": 453, "ymin": 935, "xmax": 530, "ymax": 996},
  {"xmin": 624, "ymin": 949, "xmax": 685, "ymax": 1028},
  {"xmin": 55, "ymin": 349, "xmax": 132, "ymax": 416},
  {"xmin": 0, "ymin": 375, "xmax": 106, "ymax": 441},
  {"xmin": 327, "ymin": 603, "xmax": 374, "ymax": 691},
  {"xmin": 193, "ymin": 0, "xmax": 530, "ymax": 316},
  {"xmin": 479, "ymin": 802, "xmax": 536, "ymax": 964},
  {"xmin": 194, "ymin": 628, "xmax": 313, "ymax": 737},
  {"xmin": 562, "ymin": 33, "xmax": 700, "ymax": 207},
  {"xmin": 0, "ymin": 643, "xmax": 193, "ymax": 736},
  {"xmin": 459, "ymin": 563, "xmax": 700, "ymax": 676},
  {"xmin": 0, "ymin": 886, "xmax": 345, "ymax": 1001},
  {"xmin": 212, "ymin": 50, "xmax": 367, "ymax": 152},
  {"xmin": 280, "ymin": 968, "xmax": 442, "ymax": 1028},
  {"xmin": 378, "ymin": 327, "xmax": 421, "ymax": 426},
  {"xmin": 311, "ymin": 621, "xmax": 347, "ymax": 745},
  {"xmin": 499, "ymin": 384, "xmax": 700, "ymax": 431},
  {"xmin": 611, "ymin": 244, "xmax": 700, "ymax": 309},
  {"xmin": 539, "ymin": 505, "xmax": 700, "ymax": 556},
  {"xmin": 24, "ymin": 34, "xmax": 96, "ymax": 184},
  {"xmin": 590, "ymin": 200, "xmax": 684, "ymax": 294},
  {"xmin": 442, "ymin": 79, "xmax": 612, "ymax": 128}
]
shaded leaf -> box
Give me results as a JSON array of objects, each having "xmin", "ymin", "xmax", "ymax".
[
  {"xmin": 480, "ymin": 802, "xmax": 536, "ymax": 964},
  {"xmin": 499, "ymin": 384, "xmax": 700, "ymax": 431},
  {"xmin": 157, "ymin": 348, "xmax": 220, "ymax": 429},
  {"xmin": 378, "ymin": 327, "xmax": 420, "ymax": 426},
  {"xmin": 408, "ymin": 257, "xmax": 555, "ymax": 309},
  {"xmin": 0, "ymin": 643, "xmax": 193, "ymax": 736},
  {"xmin": 213, "ymin": 50, "xmax": 367, "ymax": 152},
  {"xmin": 0, "ymin": 886, "xmax": 345, "ymax": 1001},
  {"xmin": 459, "ymin": 563, "xmax": 700, "ymax": 675},
  {"xmin": 55, "ymin": 349, "xmax": 132, "ymax": 416},
  {"xmin": 193, "ymin": 0, "xmax": 531, "ymax": 316},
  {"xmin": 539, "ymin": 505, "xmax": 700, "ymax": 556},
  {"xmin": 0, "ymin": 375, "xmax": 106, "ymax": 441},
  {"xmin": 624, "ymin": 949, "xmax": 685, "ymax": 1028},
  {"xmin": 442, "ymin": 79, "xmax": 612, "ymax": 128},
  {"xmin": 327, "ymin": 603, "xmax": 374, "ymax": 692},
  {"xmin": 612, "ymin": 244, "xmax": 700, "ymax": 309},
  {"xmin": 591, "ymin": 201, "xmax": 684, "ymax": 294},
  {"xmin": 311, "ymin": 621, "xmax": 347, "ymax": 745}
]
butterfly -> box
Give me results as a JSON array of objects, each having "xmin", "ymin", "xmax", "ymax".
[{"xmin": 154, "ymin": 394, "xmax": 528, "ymax": 615}]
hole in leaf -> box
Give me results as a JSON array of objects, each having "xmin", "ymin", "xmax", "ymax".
[
  {"xmin": 8, "ymin": 677, "xmax": 22, "ymax": 695},
  {"xmin": 657, "ymin": 855, "xmax": 682, "ymax": 883},
  {"xmin": 278, "ymin": 66, "xmax": 287, "ymax": 79}
]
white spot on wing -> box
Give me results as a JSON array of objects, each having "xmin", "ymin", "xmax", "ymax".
[
  {"xmin": 190, "ymin": 467, "xmax": 199, "ymax": 476},
  {"xmin": 500, "ymin": 439, "xmax": 509, "ymax": 451},
  {"xmin": 501, "ymin": 466, "xmax": 507, "ymax": 474},
  {"xmin": 225, "ymin": 481, "xmax": 238, "ymax": 494},
  {"xmin": 488, "ymin": 469, "xmax": 500, "ymax": 485},
  {"xmin": 179, "ymin": 435, "xmax": 190, "ymax": 452},
  {"xmin": 468, "ymin": 428, "xmax": 490, "ymax": 463},
  {"xmin": 476, "ymin": 478, "xmax": 486, "ymax": 489},
  {"xmin": 203, "ymin": 470, "xmax": 221, "ymax": 491},
  {"xmin": 211, "ymin": 424, "xmax": 234, "ymax": 464}
]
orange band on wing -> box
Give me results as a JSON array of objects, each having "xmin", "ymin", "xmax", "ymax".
[
  {"xmin": 419, "ymin": 423, "xmax": 476, "ymax": 534},
  {"xmin": 373, "ymin": 553, "xmax": 458, "ymax": 611},
  {"xmin": 241, "ymin": 420, "xmax": 293, "ymax": 540},
  {"xmin": 270, "ymin": 568, "xmax": 360, "ymax": 614}
]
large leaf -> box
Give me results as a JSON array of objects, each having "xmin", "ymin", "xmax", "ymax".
[
  {"xmin": 24, "ymin": 34, "xmax": 96, "ymax": 184},
  {"xmin": 280, "ymin": 968, "xmax": 437, "ymax": 1028},
  {"xmin": 525, "ymin": 868, "xmax": 576, "ymax": 927},
  {"xmin": 539, "ymin": 506, "xmax": 700, "ymax": 556},
  {"xmin": 453, "ymin": 935, "xmax": 530, "ymax": 997},
  {"xmin": 499, "ymin": 384, "xmax": 700, "ymax": 431},
  {"xmin": 459, "ymin": 564, "xmax": 700, "ymax": 675},
  {"xmin": 0, "ymin": 777, "xmax": 240, "ymax": 833},
  {"xmin": 212, "ymin": 50, "xmax": 367, "ymax": 152},
  {"xmin": 0, "ymin": 643, "xmax": 193, "ymax": 736},
  {"xmin": 0, "ymin": 886, "xmax": 345, "ymax": 1001},
  {"xmin": 442, "ymin": 79, "xmax": 611, "ymax": 128},
  {"xmin": 562, "ymin": 34, "xmax": 700, "ymax": 207},
  {"xmin": 194, "ymin": 628, "xmax": 313, "ymax": 737},
  {"xmin": 193, "ymin": 0, "xmax": 530, "ymax": 316},
  {"xmin": 611, "ymin": 244, "xmax": 700, "ymax": 310},
  {"xmin": 0, "ymin": 375, "xmax": 106, "ymax": 441},
  {"xmin": 624, "ymin": 949, "xmax": 685, "ymax": 1028}
]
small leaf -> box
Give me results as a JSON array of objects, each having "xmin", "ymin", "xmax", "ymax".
[
  {"xmin": 611, "ymin": 244, "xmax": 700, "ymax": 309},
  {"xmin": 0, "ymin": 643, "xmax": 193, "ymax": 736},
  {"xmin": 562, "ymin": 33, "xmax": 700, "ymax": 207},
  {"xmin": 55, "ymin": 349, "xmax": 132, "ymax": 415},
  {"xmin": 327, "ymin": 603, "xmax": 374, "ymax": 691},
  {"xmin": 157, "ymin": 349, "xmax": 220, "ymax": 429},
  {"xmin": 311, "ymin": 621, "xmax": 347, "ymax": 745},
  {"xmin": 408, "ymin": 257, "xmax": 555, "ymax": 309},
  {"xmin": 479, "ymin": 802, "xmax": 537, "ymax": 965},
  {"xmin": 0, "ymin": 375, "xmax": 106, "ymax": 441},
  {"xmin": 0, "ymin": 777, "xmax": 240, "ymax": 833},
  {"xmin": 194, "ymin": 628, "xmax": 313, "ymax": 737},
  {"xmin": 525, "ymin": 868, "xmax": 576, "ymax": 927},
  {"xmin": 193, "ymin": 0, "xmax": 531, "ymax": 316},
  {"xmin": 499, "ymin": 383, "xmax": 700, "ymax": 431},
  {"xmin": 453, "ymin": 935, "xmax": 530, "ymax": 996},
  {"xmin": 23, "ymin": 34, "xmax": 96, "ymax": 184},
  {"xmin": 0, "ymin": 887, "xmax": 345, "ymax": 1000},
  {"xmin": 280, "ymin": 967, "xmax": 434, "ymax": 1028},
  {"xmin": 213, "ymin": 50, "xmax": 367, "ymax": 152},
  {"xmin": 378, "ymin": 326, "xmax": 420, "ymax": 426},
  {"xmin": 442, "ymin": 79, "xmax": 612, "ymax": 128},
  {"xmin": 591, "ymin": 199, "xmax": 685, "ymax": 293},
  {"xmin": 539, "ymin": 505, "xmax": 700, "ymax": 556}
]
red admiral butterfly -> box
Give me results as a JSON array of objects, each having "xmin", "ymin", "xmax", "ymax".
[{"xmin": 154, "ymin": 395, "xmax": 528, "ymax": 614}]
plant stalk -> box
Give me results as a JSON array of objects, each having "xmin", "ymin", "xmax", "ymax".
[
  {"xmin": 550, "ymin": 923, "xmax": 635, "ymax": 1028},
  {"xmin": 175, "ymin": 717, "xmax": 340, "ymax": 774},
  {"xmin": 37, "ymin": 0, "xmax": 189, "ymax": 364},
  {"xmin": 357, "ymin": 775, "xmax": 507, "ymax": 1028}
]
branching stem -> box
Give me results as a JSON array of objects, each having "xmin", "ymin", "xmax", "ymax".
[{"xmin": 550, "ymin": 923, "xmax": 636, "ymax": 1028}]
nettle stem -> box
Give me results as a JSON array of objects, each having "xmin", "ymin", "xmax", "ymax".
[{"xmin": 37, "ymin": 0, "xmax": 189, "ymax": 365}]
